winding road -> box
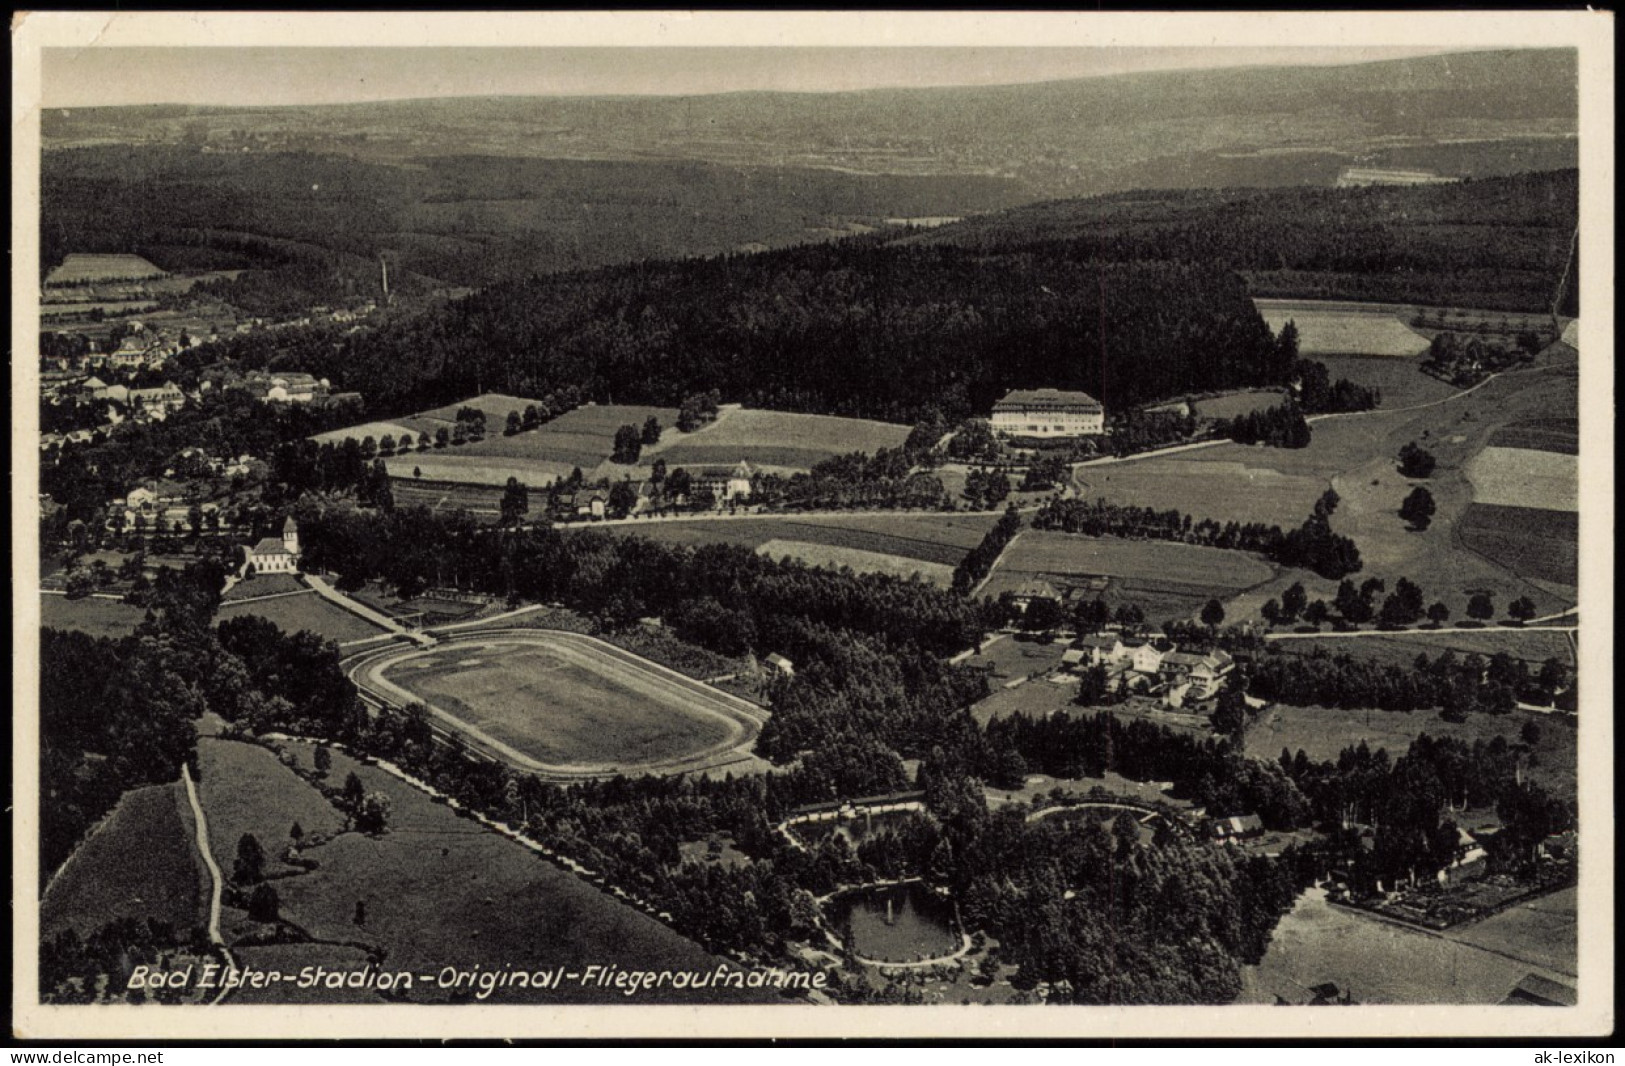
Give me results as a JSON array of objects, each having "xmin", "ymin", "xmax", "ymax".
[{"xmin": 181, "ymin": 762, "xmax": 235, "ymax": 1007}]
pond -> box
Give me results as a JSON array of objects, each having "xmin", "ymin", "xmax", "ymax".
[{"xmin": 825, "ymin": 882, "xmax": 960, "ymax": 964}]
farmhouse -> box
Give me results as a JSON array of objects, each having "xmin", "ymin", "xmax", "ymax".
[
  {"xmin": 1009, "ymin": 578, "xmax": 1061, "ymax": 611},
  {"xmin": 991, "ymin": 388, "xmax": 1105, "ymax": 438},
  {"xmin": 569, "ymin": 491, "xmax": 608, "ymax": 520},
  {"xmin": 765, "ymin": 653, "xmax": 795, "ymax": 677},
  {"xmin": 1210, "ymin": 814, "xmax": 1265, "ymax": 844},
  {"xmin": 248, "ymin": 517, "xmax": 302, "ymax": 575}
]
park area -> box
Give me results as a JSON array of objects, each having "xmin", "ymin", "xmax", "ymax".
[{"xmin": 352, "ymin": 632, "xmax": 764, "ymax": 778}]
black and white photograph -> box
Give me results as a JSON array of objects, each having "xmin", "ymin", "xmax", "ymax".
[{"xmin": 11, "ymin": 10, "xmax": 1613, "ymax": 1042}]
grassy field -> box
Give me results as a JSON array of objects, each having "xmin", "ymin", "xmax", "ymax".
[
  {"xmin": 41, "ymin": 782, "xmax": 207, "ymax": 941},
  {"xmin": 1177, "ymin": 359, "xmax": 1580, "ymax": 620},
  {"xmin": 969, "ymin": 673, "xmax": 1081, "ymax": 726},
  {"xmin": 1246, "ymin": 701, "xmax": 1576, "ymax": 800},
  {"xmin": 1190, "ymin": 389, "xmax": 1290, "ymax": 420},
  {"xmin": 414, "ymin": 393, "xmax": 546, "ymax": 427},
  {"xmin": 375, "ymin": 636, "xmax": 754, "ymax": 773},
  {"xmin": 1465, "ymin": 447, "xmax": 1577, "ymax": 512},
  {"xmin": 1449, "ymin": 885, "xmax": 1576, "ymax": 979},
  {"xmin": 195, "ymin": 737, "xmax": 348, "ymax": 880},
  {"xmin": 1240, "ymin": 888, "xmax": 1571, "ymax": 1005},
  {"xmin": 756, "ymin": 539, "xmax": 955, "ymax": 586},
  {"xmin": 216, "ymin": 592, "xmax": 390, "ymax": 644},
  {"xmin": 1255, "ymin": 299, "xmax": 1432, "ymax": 357},
  {"xmin": 646, "ymin": 407, "xmax": 912, "ymax": 473},
  {"xmin": 313, "ymin": 419, "xmax": 431, "ymax": 448},
  {"xmin": 256, "ymin": 737, "xmax": 766, "ymax": 1004},
  {"xmin": 40, "ymin": 595, "xmax": 146, "ymax": 639},
  {"xmin": 222, "ymin": 573, "xmax": 308, "ymax": 601},
  {"xmin": 1273, "ymin": 628, "xmax": 1576, "ymax": 669},
  {"xmin": 390, "ymin": 478, "xmax": 505, "ymax": 518},
  {"xmin": 1314, "ymin": 355, "xmax": 1462, "ymax": 410}
]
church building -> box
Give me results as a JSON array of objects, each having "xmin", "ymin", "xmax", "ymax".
[{"xmin": 249, "ymin": 517, "xmax": 302, "ymax": 575}]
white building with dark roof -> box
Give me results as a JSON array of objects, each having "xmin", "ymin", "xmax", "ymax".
[
  {"xmin": 991, "ymin": 388, "xmax": 1105, "ymax": 438},
  {"xmin": 249, "ymin": 517, "xmax": 301, "ymax": 574}
]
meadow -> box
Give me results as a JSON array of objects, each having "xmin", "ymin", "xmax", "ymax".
[
  {"xmin": 1072, "ymin": 458, "xmax": 1325, "ymax": 529},
  {"xmin": 40, "ymin": 782, "xmax": 207, "ymax": 941},
  {"xmin": 40, "ymin": 594, "xmax": 147, "ymax": 639},
  {"xmin": 1464, "ymin": 447, "xmax": 1577, "ymax": 512},
  {"xmin": 1314, "ymin": 355, "xmax": 1461, "ymax": 410},
  {"xmin": 1190, "ymin": 389, "xmax": 1290, "ymax": 421},
  {"xmin": 191, "ymin": 733, "xmax": 762, "ymax": 1004},
  {"xmin": 45, "ymin": 253, "xmax": 167, "ymax": 286},
  {"xmin": 216, "ymin": 592, "xmax": 390, "ymax": 644},
  {"xmin": 1274, "ymin": 627, "xmax": 1575, "ymax": 669},
  {"xmin": 222, "ymin": 573, "xmax": 308, "ymax": 601},
  {"xmin": 1458, "ymin": 505, "xmax": 1578, "ymax": 587},
  {"xmin": 194, "ymin": 737, "xmax": 348, "ymax": 880}
]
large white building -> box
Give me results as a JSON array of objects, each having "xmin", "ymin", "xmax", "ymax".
[
  {"xmin": 991, "ymin": 388, "xmax": 1105, "ymax": 438},
  {"xmin": 248, "ymin": 517, "xmax": 302, "ymax": 574}
]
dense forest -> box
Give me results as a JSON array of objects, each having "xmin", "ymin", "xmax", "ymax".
[
  {"xmin": 909, "ymin": 169, "xmax": 1579, "ymax": 313},
  {"xmin": 280, "ymin": 242, "xmax": 1287, "ymax": 424}
]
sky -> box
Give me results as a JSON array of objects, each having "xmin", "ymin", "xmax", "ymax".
[{"xmin": 41, "ymin": 46, "xmax": 1470, "ymax": 109}]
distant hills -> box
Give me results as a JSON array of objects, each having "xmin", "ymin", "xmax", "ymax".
[{"xmin": 45, "ymin": 49, "xmax": 1576, "ymax": 200}]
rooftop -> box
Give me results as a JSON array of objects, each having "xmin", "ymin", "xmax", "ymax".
[{"xmin": 994, "ymin": 388, "xmax": 1103, "ymax": 411}]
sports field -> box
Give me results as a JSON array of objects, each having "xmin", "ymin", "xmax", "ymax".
[{"xmin": 352, "ymin": 632, "xmax": 765, "ymax": 778}]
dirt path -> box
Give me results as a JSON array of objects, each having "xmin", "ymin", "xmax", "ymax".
[
  {"xmin": 305, "ymin": 573, "xmax": 433, "ymax": 646},
  {"xmin": 181, "ymin": 763, "xmax": 236, "ymax": 1006}
]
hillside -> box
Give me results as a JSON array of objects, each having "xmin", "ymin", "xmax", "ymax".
[
  {"xmin": 44, "ymin": 49, "xmax": 1576, "ymax": 202},
  {"xmin": 905, "ymin": 169, "xmax": 1579, "ymax": 311},
  {"xmin": 287, "ymin": 240, "xmax": 1287, "ymax": 424}
]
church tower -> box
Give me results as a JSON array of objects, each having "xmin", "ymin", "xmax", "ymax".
[{"xmin": 282, "ymin": 516, "xmax": 300, "ymax": 557}]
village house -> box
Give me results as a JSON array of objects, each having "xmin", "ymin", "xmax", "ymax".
[
  {"xmin": 765, "ymin": 653, "xmax": 795, "ymax": 677},
  {"xmin": 1009, "ymin": 577, "xmax": 1061, "ymax": 612},
  {"xmin": 236, "ymin": 371, "xmax": 332, "ymax": 404},
  {"xmin": 1157, "ymin": 648, "xmax": 1236, "ymax": 701},
  {"xmin": 990, "ymin": 388, "xmax": 1106, "ymax": 438},
  {"xmin": 687, "ymin": 461, "xmax": 756, "ymax": 505},
  {"xmin": 568, "ymin": 490, "xmax": 608, "ymax": 520},
  {"xmin": 129, "ymin": 383, "xmax": 186, "ymax": 421},
  {"xmin": 248, "ymin": 517, "xmax": 302, "ymax": 575}
]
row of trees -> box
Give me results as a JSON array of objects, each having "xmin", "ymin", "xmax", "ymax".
[
  {"xmin": 1032, "ymin": 493, "xmax": 1362, "ymax": 580},
  {"xmin": 1247, "ymin": 643, "xmax": 1573, "ymax": 717},
  {"xmin": 952, "ymin": 504, "xmax": 1023, "ymax": 596}
]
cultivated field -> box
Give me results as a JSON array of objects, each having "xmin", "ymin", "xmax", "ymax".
[
  {"xmin": 216, "ymin": 592, "xmax": 390, "ymax": 644},
  {"xmin": 353, "ymin": 632, "xmax": 764, "ymax": 778},
  {"xmin": 1489, "ymin": 417, "xmax": 1579, "ymax": 455},
  {"xmin": 647, "ymin": 407, "xmax": 912, "ymax": 472},
  {"xmin": 606, "ymin": 513, "xmax": 994, "ymax": 567},
  {"xmin": 1459, "ymin": 505, "xmax": 1578, "ymax": 587},
  {"xmin": 390, "ymin": 478, "xmax": 504, "ymax": 517},
  {"xmin": 313, "ymin": 420, "xmax": 429, "ymax": 448},
  {"xmin": 1073, "ymin": 459, "xmax": 1325, "ymax": 529},
  {"xmin": 40, "ymin": 595, "xmax": 147, "ymax": 639},
  {"xmin": 313, "ymin": 392, "xmax": 548, "ymax": 449},
  {"xmin": 1255, "ymin": 299, "xmax": 1431, "ymax": 357},
  {"xmin": 1449, "ymin": 886, "xmax": 1576, "ymax": 979},
  {"xmin": 983, "ymin": 531, "xmax": 1276, "ymax": 606},
  {"xmin": 1240, "ymin": 888, "xmax": 1572, "ymax": 1005},
  {"xmin": 756, "ymin": 539, "xmax": 955, "ymax": 586},
  {"xmin": 45, "ymin": 253, "xmax": 167, "ymax": 286},
  {"xmin": 40, "ymin": 782, "xmax": 207, "ymax": 941},
  {"xmin": 1464, "ymin": 447, "xmax": 1577, "ymax": 511}
]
